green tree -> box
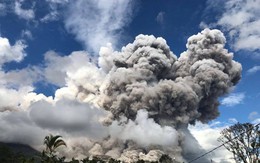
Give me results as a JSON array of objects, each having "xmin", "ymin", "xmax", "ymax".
[
  {"xmin": 43, "ymin": 134, "xmax": 66, "ymax": 157},
  {"xmin": 218, "ymin": 123, "xmax": 260, "ymax": 163},
  {"xmin": 42, "ymin": 134, "xmax": 66, "ymax": 163}
]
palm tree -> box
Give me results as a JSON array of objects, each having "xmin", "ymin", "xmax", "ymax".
[{"xmin": 43, "ymin": 134, "xmax": 66, "ymax": 158}]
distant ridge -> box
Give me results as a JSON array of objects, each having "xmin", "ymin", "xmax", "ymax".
[{"xmin": 0, "ymin": 142, "xmax": 40, "ymax": 157}]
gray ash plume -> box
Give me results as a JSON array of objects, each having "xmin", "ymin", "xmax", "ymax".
[{"xmin": 99, "ymin": 28, "xmax": 241, "ymax": 127}]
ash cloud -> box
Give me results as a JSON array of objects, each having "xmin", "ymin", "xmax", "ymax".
[
  {"xmin": 99, "ymin": 29, "xmax": 241, "ymax": 126},
  {"xmin": 0, "ymin": 29, "xmax": 241, "ymax": 162}
]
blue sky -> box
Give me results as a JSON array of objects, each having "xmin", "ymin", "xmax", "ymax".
[{"xmin": 0, "ymin": 0, "xmax": 259, "ymax": 162}]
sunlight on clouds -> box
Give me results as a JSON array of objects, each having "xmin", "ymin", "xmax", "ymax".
[
  {"xmin": 43, "ymin": 50, "xmax": 105, "ymax": 104},
  {"xmin": 0, "ymin": 86, "xmax": 32, "ymax": 111},
  {"xmin": 0, "ymin": 35, "xmax": 44, "ymax": 112},
  {"xmin": 0, "ymin": 37, "xmax": 27, "ymax": 65},
  {"xmin": 221, "ymin": 92, "xmax": 245, "ymax": 107},
  {"xmin": 205, "ymin": 0, "xmax": 260, "ymax": 55}
]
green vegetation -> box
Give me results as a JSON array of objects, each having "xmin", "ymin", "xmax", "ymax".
[{"xmin": 41, "ymin": 134, "xmax": 67, "ymax": 163}]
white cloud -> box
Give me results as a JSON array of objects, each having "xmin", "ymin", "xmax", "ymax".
[
  {"xmin": 109, "ymin": 110, "xmax": 179, "ymax": 147},
  {"xmin": 0, "ymin": 86, "xmax": 33, "ymax": 112},
  {"xmin": 40, "ymin": 11, "xmax": 59, "ymax": 23},
  {"xmin": 190, "ymin": 117, "xmax": 260, "ymax": 163},
  {"xmin": 205, "ymin": 0, "xmax": 260, "ymax": 53},
  {"xmin": 0, "ymin": 37, "xmax": 27, "ymax": 65},
  {"xmin": 199, "ymin": 21, "xmax": 209, "ymax": 29},
  {"xmin": 252, "ymin": 118, "xmax": 260, "ymax": 124},
  {"xmin": 98, "ymin": 43, "xmax": 118, "ymax": 73},
  {"xmin": 0, "ymin": 66, "xmax": 42, "ymax": 88},
  {"xmin": 0, "ymin": 98, "xmax": 108, "ymax": 148},
  {"xmin": 247, "ymin": 66, "xmax": 260, "ymax": 74},
  {"xmin": 14, "ymin": 0, "xmax": 35, "ymax": 20},
  {"xmin": 0, "ymin": 63, "xmax": 109, "ymax": 156},
  {"xmin": 65, "ymin": 0, "xmax": 135, "ymax": 53},
  {"xmin": 43, "ymin": 50, "xmax": 77, "ymax": 86},
  {"xmin": 156, "ymin": 11, "xmax": 165, "ymax": 25},
  {"xmin": 0, "ymin": 111, "xmax": 48, "ymax": 146},
  {"xmin": 221, "ymin": 92, "xmax": 245, "ymax": 107},
  {"xmin": 43, "ymin": 50, "xmax": 104, "ymax": 88},
  {"xmin": 189, "ymin": 122, "xmax": 235, "ymax": 163},
  {"xmin": 0, "ymin": 59, "xmax": 43, "ymax": 112},
  {"xmin": 40, "ymin": 0, "xmax": 69, "ymax": 23},
  {"xmin": 21, "ymin": 29, "xmax": 33, "ymax": 39},
  {"xmin": 0, "ymin": 65, "xmax": 45, "ymax": 112},
  {"xmin": 41, "ymin": 50, "xmax": 106, "ymax": 105},
  {"xmin": 0, "ymin": 60, "xmax": 108, "ymax": 146},
  {"xmin": 29, "ymin": 99, "xmax": 108, "ymax": 139}
]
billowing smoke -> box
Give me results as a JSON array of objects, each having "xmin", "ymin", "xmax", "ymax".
[
  {"xmin": 99, "ymin": 29, "xmax": 241, "ymax": 126},
  {"xmin": 0, "ymin": 29, "xmax": 241, "ymax": 162}
]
